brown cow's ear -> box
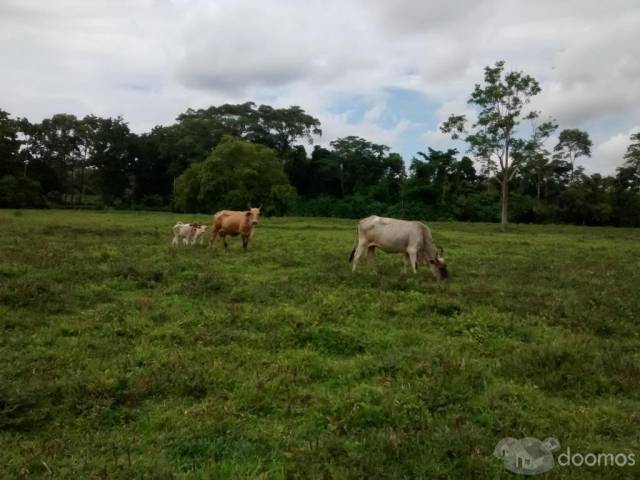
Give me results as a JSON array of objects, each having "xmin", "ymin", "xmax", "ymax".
[{"xmin": 245, "ymin": 211, "xmax": 252, "ymax": 216}]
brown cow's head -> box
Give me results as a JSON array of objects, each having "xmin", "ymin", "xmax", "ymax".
[{"xmin": 245, "ymin": 207, "xmax": 262, "ymax": 226}]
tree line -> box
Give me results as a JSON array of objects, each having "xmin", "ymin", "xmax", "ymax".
[{"xmin": 1, "ymin": 62, "xmax": 639, "ymax": 227}]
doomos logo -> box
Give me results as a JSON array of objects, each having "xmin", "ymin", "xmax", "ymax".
[
  {"xmin": 494, "ymin": 437, "xmax": 636, "ymax": 475},
  {"xmin": 494, "ymin": 437, "xmax": 560, "ymax": 475}
]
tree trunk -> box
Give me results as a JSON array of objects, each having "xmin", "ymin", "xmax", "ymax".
[
  {"xmin": 69, "ymin": 165, "xmax": 75, "ymax": 205},
  {"xmin": 501, "ymin": 138, "xmax": 510, "ymax": 231},
  {"xmin": 569, "ymin": 150, "xmax": 575, "ymax": 183},
  {"xmin": 80, "ymin": 165, "xmax": 85, "ymax": 204},
  {"xmin": 500, "ymin": 176, "xmax": 509, "ymax": 230},
  {"xmin": 536, "ymin": 179, "xmax": 541, "ymax": 202}
]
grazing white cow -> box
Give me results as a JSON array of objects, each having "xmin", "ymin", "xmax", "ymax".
[
  {"xmin": 172, "ymin": 222, "xmax": 207, "ymax": 246},
  {"xmin": 349, "ymin": 215, "xmax": 448, "ymax": 280}
]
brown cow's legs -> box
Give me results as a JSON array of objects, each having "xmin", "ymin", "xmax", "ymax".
[
  {"xmin": 222, "ymin": 235, "xmax": 228, "ymax": 252},
  {"xmin": 242, "ymin": 237, "xmax": 248, "ymax": 253},
  {"xmin": 209, "ymin": 227, "xmax": 219, "ymax": 249}
]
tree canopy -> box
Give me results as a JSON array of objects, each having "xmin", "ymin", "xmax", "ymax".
[
  {"xmin": 174, "ymin": 135, "xmax": 291, "ymax": 213},
  {"xmin": 554, "ymin": 128, "xmax": 592, "ymax": 182},
  {"xmin": 1, "ymin": 85, "xmax": 640, "ymax": 227}
]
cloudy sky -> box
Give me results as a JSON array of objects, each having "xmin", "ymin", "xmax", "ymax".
[{"xmin": 1, "ymin": 0, "xmax": 638, "ymax": 173}]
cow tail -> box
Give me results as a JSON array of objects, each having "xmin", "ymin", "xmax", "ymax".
[{"xmin": 348, "ymin": 226, "xmax": 358, "ymax": 262}]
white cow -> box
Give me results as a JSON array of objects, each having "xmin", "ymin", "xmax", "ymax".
[
  {"xmin": 349, "ymin": 215, "xmax": 448, "ymax": 280},
  {"xmin": 172, "ymin": 222, "xmax": 208, "ymax": 246}
]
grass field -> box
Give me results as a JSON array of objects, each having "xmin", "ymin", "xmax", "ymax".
[{"xmin": 1, "ymin": 209, "xmax": 639, "ymax": 479}]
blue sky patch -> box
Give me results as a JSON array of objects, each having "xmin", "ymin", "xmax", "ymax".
[{"xmin": 329, "ymin": 88, "xmax": 442, "ymax": 162}]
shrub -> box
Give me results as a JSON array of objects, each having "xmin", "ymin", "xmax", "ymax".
[{"xmin": 0, "ymin": 175, "xmax": 45, "ymax": 208}]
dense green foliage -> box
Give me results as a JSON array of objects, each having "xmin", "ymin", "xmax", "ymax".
[
  {"xmin": 1, "ymin": 210, "xmax": 638, "ymax": 478},
  {"xmin": 1, "ymin": 62, "xmax": 640, "ymax": 225},
  {"xmin": 554, "ymin": 128, "xmax": 593, "ymax": 182},
  {"xmin": 174, "ymin": 136, "xmax": 291, "ymax": 213}
]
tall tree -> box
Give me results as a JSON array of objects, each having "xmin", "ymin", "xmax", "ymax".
[
  {"xmin": 249, "ymin": 105, "xmax": 322, "ymax": 156},
  {"xmin": 380, "ymin": 152, "xmax": 406, "ymax": 204},
  {"xmin": 408, "ymin": 149, "xmax": 477, "ymax": 215},
  {"xmin": 410, "ymin": 148, "xmax": 457, "ymax": 205},
  {"xmin": 516, "ymin": 120, "xmax": 558, "ymax": 202},
  {"xmin": 612, "ymin": 132, "xmax": 640, "ymax": 226},
  {"xmin": 330, "ymin": 136, "xmax": 389, "ymax": 197},
  {"xmin": 89, "ymin": 117, "xmax": 134, "ymax": 205},
  {"xmin": 562, "ymin": 173, "xmax": 614, "ymax": 225},
  {"xmin": 175, "ymin": 103, "xmax": 321, "ymax": 160},
  {"xmin": 554, "ymin": 128, "xmax": 592, "ymax": 182},
  {"xmin": 622, "ymin": 132, "xmax": 640, "ymax": 174},
  {"xmin": 441, "ymin": 60, "xmax": 541, "ymax": 229},
  {"xmin": 308, "ymin": 146, "xmax": 343, "ymax": 197},
  {"xmin": 0, "ymin": 109, "xmax": 22, "ymax": 177},
  {"xmin": 29, "ymin": 114, "xmax": 82, "ymax": 202}
]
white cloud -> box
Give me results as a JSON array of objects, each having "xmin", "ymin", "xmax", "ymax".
[
  {"xmin": 589, "ymin": 127, "xmax": 639, "ymax": 174},
  {"xmin": 0, "ymin": 0, "xmax": 638, "ymax": 172}
]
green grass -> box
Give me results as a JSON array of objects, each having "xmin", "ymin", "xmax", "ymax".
[{"xmin": 1, "ymin": 209, "xmax": 639, "ymax": 479}]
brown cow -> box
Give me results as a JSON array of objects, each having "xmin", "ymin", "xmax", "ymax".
[{"xmin": 209, "ymin": 207, "xmax": 262, "ymax": 253}]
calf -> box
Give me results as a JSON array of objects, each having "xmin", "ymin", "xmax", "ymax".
[
  {"xmin": 172, "ymin": 222, "xmax": 207, "ymax": 246},
  {"xmin": 209, "ymin": 207, "xmax": 262, "ymax": 253},
  {"xmin": 349, "ymin": 215, "xmax": 448, "ymax": 280}
]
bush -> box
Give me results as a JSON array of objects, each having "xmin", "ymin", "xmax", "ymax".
[
  {"xmin": 454, "ymin": 191, "xmax": 500, "ymax": 222},
  {"xmin": 0, "ymin": 175, "xmax": 45, "ymax": 208},
  {"xmin": 141, "ymin": 194, "xmax": 166, "ymax": 208},
  {"xmin": 174, "ymin": 163, "xmax": 203, "ymax": 213},
  {"xmin": 531, "ymin": 203, "xmax": 562, "ymax": 224},
  {"xmin": 45, "ymin": 190, "xmax": 64, "ymax": 205},
  {"xmin": 270, "ymin": 184, "xmax": 297, "ymax": 216},
  {"xmin": 510, "ymin": 193, "xmax": 536, "ymax": 223},
  {"xmin": 174, "ymin": 136, "xmax": 290, "ymax": 213}
]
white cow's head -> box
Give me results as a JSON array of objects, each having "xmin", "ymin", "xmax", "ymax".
[{"xmin": 420, "ymin": 244, "xmax": 448, "ymax": 280}]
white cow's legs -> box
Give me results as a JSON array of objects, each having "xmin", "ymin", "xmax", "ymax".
[
  {"xmin": 402, "ymin": 253, "xmax": 410, "ymax": 274},
  {"xmin": 408, "ymin": 249, "xmax": 418, "ymax": 273},
  {"xmin": 351, "ymin": 243, "xmax": 366, "ymax": 272}
]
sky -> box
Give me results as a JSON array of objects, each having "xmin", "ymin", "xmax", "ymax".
[{"xmin": 1, "ymin": 0, "xmax": 639, "ymax": 174}]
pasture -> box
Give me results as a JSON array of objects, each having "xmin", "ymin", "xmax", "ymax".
[{"xmin": 1, "ymin": 209, "xmax": 639, "ymax": 478}]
